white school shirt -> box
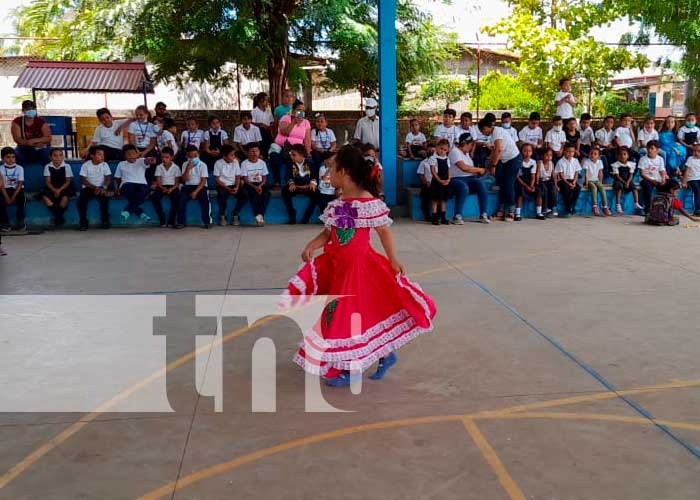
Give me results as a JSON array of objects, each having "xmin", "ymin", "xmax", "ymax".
[
  {"xmin": 538, "ymin": 161, "xmax": 554, "ymax": 181},
  {"xmin": 157, "ymin": 130, "xmax": 178, "ymax": 155},
  {"xmin": 582, "ymin": 158, "xmax": 604, "ymax": 182},
  {"xmin": 519, "ymin": 158, "xmax": 537, "ymax": 176},
  {"xmin": 233, "ymin": 124, "xmax": 262, "ymax": 145},
  {"xmin": 43, "ymin": 162, "xmax": 74, "ymax": 180},
  {"xmin": 213, "ymin": 158, "xmax": 241, "ymax": 187},
  {"xmin": 638, "ymin": 128, "xmax": 659, "ymax": 147},
  {"xmin": 614, "ymin": 126, "xmax": 635, "ymax": 148},
  {"xmin": 677, "ymin": 125, "xmax": 700, "ymax": 142},
  {"xmin": 79, "ymin": 161, "xmax": 111, "ymax": 188},
  {"xmin": 555, "ymin": 157, "xmax": 582, "ymax": 180},
  {"xmin": 638, "ymin": 155, "xmax": 666, "ymax": 182},
  {"xmin": 685, "ymin": 157, "xmax": 700, "ymax": 181},
  {"xmin": 519, "ymin": 126, "xmax": 543, "ymax": 146},
  {"xmin": 241, "ymin": 159, "xmax": 268, "ymax": 184},
  {"xmin": 115, "ymin": 159, "xmax": 149, "ymax": 185},
  {"xmin": 128, "ymin": 120, "xmax": 156, "ymax": 149},
  {"xmin": 92, "ymin": 119, "xmax": 127, "ymax": 150},
  {"xmin": 154, "ymin": 163, "xmax": 182, "ymax": 186},
  {"xmin": 500, "ymin": 125, "xmax": 519, "ymax": 144},
  {"xmin": 251, "ymin": 107, "xmax": 274, "ymax": 127},
  {"xmin": 611, "ymin": 161, "xmax": 636, "ymax": 176},
  {"xmin": 405, "ymin": 131, "xmax": 427, "ymax": 146},
  {"xmin": 318, "ymin": 164, "xmax": 336, "ymax": 195},
  {"xmin": 425, "ymin": 154, "xmax": 450, "ymax": 180},
  {"xmin": 180, "ymin": 129, "xmax": 205, "ymax": 149},
  {"xmin": 182, "ymin": 160, "xmax": 209, "ymax": 186},
  {"xmin": 434, "ymin": 124, "xmax": 460, "ymax": 148},
  {"xmin": 595, "ymin": 128, "xmax": 616, "ymax": 147},
  {"xmin": 448, "ymin": 147, "xmax": 474, "ymax": 178},
  {"xmin": 311, "ymin": 128, "xmax": 337, "ymax": 151},
  {"xmin": 545, "ymin": 129, "xmax": 566, "ymax": 152},
  {"xmin": 555, "ymin": 91, "xmax": 575, "ymax": 119},
  {"xmin": 0, "ymin": 164, "xmax": 24, "ymax": 189},
  {"xmin": 417, "ymin": 156, "xmax": 433, "ymax": 184},
  {"xmin": 579, "ymin": 126, "xmax": 595, "ymax": 146},
  {"xmin": 204, "ymin": 128, "xmax": 229, "ymax": 144},
  {"xmin": 491, "ymin": 125, "xmax": 520, "ymax": 162}
]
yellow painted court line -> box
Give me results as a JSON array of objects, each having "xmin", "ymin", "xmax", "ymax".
[
  {"xmin": 462, "ymin": 417, "xmax": 526, "ymax": 500},
  {"xmin": 132, "ymin": 390, "xmax": 700, "ymax": 500}
]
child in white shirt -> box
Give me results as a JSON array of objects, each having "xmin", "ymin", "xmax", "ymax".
[
  {"xmin": 318, "ymin": 156, "xmax": 338, "ymax": 215},
  {"xmin": 500, "ymin": 112, "xmax": 519, "ymax": 144},
  {"xmin": 233, "ymin": 111, "xmax": 263, "ymax": 161},
  {"xmin": 115, "ymin": 144, "xmax": 155, "ymax": 222},
  {"xmin": 240, "ymin": 143, "xmax": 270, "ymax": 227},
  {"xmin": 77, "ymin": 145, "xmax": 113, "ymax": 230},
  {"xmin": 638, "ymin": 117, "xmax": 659, "ymax": 157},
  {"xmin": 311, "ymin": 113, "xmax": 338, "ymax": 167},
  {"xmin": 582, "ymin": 147, "xmax": 610, "ymax": 216},
  {"xmin": 179, "ymin": 117, "xmax": 205, "ymax": 162},
  {"xmin": 416, "ymin": 141, "xmax": 436, "ymax": 221},
  {"xmin": 555, "ymin": 78, "xmax": 576, "ymax": 119},
  {"xmin": 176, "ymin": 145, "xmax": 211, "ymax": 229},
  {"xmin": 611, "ymin": 147, "xmax": 643, "ymax": 214},
  {"xmin": 677, "ymin": 112, "xmax": 699, "ymax": 159},
  {"xmin": 155, "ymin": 116, "xmax": 178, "ymax": 157},
  {"xmin": 578, "ymin": 113, "xmax": 595, "ymax": 158},
  {"xmin": 682, "ymin": 143, "xmax": 700, "ymax": 215},
  {"xmin": 213, "ymin": 144, "xmax": 241, "ymax": 226},
  {"xmin": 555, "ymin": 143, "xmax": 582, "ymax": 216},
  {"xmin": 405, "ymin": 118, "xmax": 427, "ymax": 159},
  {"xmin": 152, "ymin": 146, "xmax": 181, "ymax": 227},
  {"xmin": 202, "ymin": 115, "xmax": 229, "ymax": 166},
  {"xmin": 519, "ymin": 112, "xmax": 544, "ymax": 159},
  {"xmin": 0, "ymin": 147, "xmax": 26, "ymax": 231},
  {"xmin": 514, "ymin": 143, "xmax": 544, "ymax": 220},
  {"xmin": 614, "ymin": 113, "xmax": 640, "ymax": 163},
  {"xmin": 433, "ymin": 108, "xmax": 459, "ymax": 148},
  {"xmin": 538, "ymin": 148, "xmax": 557, "ymax": 216},
  {"xmin": 127, "ymin": 105, "xmax": 157, "ymax": 158},
  {"xmin": 545, "ymin": 116, "xmax": 566, "ymax": 160},
  {"xmin": 638, "ymin": 140, "xmax": 668, "ymax": 215},
  {"xmin": 41, "ymin": 148, "xmax": 75, "ymax": 227}
]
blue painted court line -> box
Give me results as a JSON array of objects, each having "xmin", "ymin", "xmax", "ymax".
[{"xmin": 465, "ymin": 272, "xmax": 700, "ymax": 460}]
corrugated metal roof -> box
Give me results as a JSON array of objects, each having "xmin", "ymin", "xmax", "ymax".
[{"xmin": 14, "ymin": 60, "xmax": 154, "ymax": 93}]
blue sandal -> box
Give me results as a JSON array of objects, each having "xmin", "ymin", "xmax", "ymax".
[
  {"xmin": 324, "ymin": 372, "xmax": 352, "ymax": 387},
  {"xmin": 369, "ymin": 352, "xmax": 397, "ymax": 380}
]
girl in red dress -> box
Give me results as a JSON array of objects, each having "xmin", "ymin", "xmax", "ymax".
[{"xmin": 282, "ymin": 145, "xmax": 437, "ymax": 387}]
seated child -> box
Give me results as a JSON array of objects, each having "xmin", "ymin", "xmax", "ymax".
[
  {"xmin": 201, "ymin": 115, "xmax": 229, "ymax": 167},
  {"xmin": 614, "ymin": 113, "xmax": 640, "ymax": 163},
  {"xmin": 595, "ymin": 115, "xmax": 617, "ymax": 173},
  {"xmin": 638, "ymin": 140, "xmax": 668, "ymax": 215},
  {"xmin": 554, "ymin": 143, "xmax": 582, "ymax": 216},
  {"xmin": 638, "ymin": 117, "xmax": 659, "ymax": 158},
  {"xmin": 41, "ymin": 148, "xmax": 75, "ymax": 227},
  {"xmin": 405, "ymin": 118, "xmax": 427, "ymax": 159},
  {"xmin": 77, "ymin": 145, "xmax": 112, "ymax": 231},
  {"xmin": 538, "ymin": 148, "xmax": 557, "ymax": 217},
  {"xmin": 283, "ymin": 144, "xmax": 318, "ymax": 224},
  {"xmin": 545, "ymin": 115, "xmax": 566, "ymax": 160},
  {"xmin": 177, "ymin": 145, "xmax": 211, "ymax": 229},
  {"xmin": 579, "ymin": 113, "xmax": 595, "ymax": 158},
  {"xmin": 361, "ymin": 143, "xmax": 384, "ymax": 200},
  {"xmin": 515, "ymin": 143, "xmax": 544, "ymax": 220},
  {"xmin": 127, "ymin": 105, "xmax": 157, "ymax": 158},
  {"xmin": 151, "ymin": 147, "xmax": 181, "ymax": 227},
  {"xmin": 115, "ymin": 144, "xmax": 155, "ymax": 222},
  {"xmin": 500, "ymin": 112, "xmax": 519, "ymax": 144},
  {"xmin": 240, "ymin": 144, "xmax": 270, "ymax": 227},
  {"xmin": 582, "ymin": 146, "xmax": 611, "ymax": 216},
  {"xmin": 611, "ymin": 147, "xmax": 643, "ymax": 215},
  {"xmin": 178, "ymin": 117, "xmax": 205, "ymax": 163},
  {"xmin": 213, "ymin": 144, "xmax": 241, "ymax": 226},
  {"xmin": 0, "ymin": 147, "xmax": 26, "ymax": 231},
  {"xmin": 155, "ymin": 116, "xmax": 178, "ymax": 158},
  {"xmin": 311, "ymin": 113, "xmax": 337, "ymax": 167},
  {"xmin": 429, "ymin": 139, "xmax": 451, "ymax": 225},
  {"xmin": 233, "ymin": 111, "xmax": 262, "ymax": 162},
  {"xmin": 677, "ymin": 113, "xmax": 699, "ymax": 159},
  {"xmin": 519, "ymin": 112, "xmax": 544, "ymax": 160},
  {"xmin": 317, "ymin": 155, "xmax": 338, "ymax": 215},
  {"xmin": 434, "ymin": 108, "xmax": 459, "ymax": 148},
  {"xmin": 645, "ymin": 179, "xmax": 699, "ymax": 226},
  {"xmin": 682, "ymin": 143, "xmax": 700, "ymax": 216},
  {"xmin": 417, "ymin": 140, "xmax": 437, "ymax": 221}
]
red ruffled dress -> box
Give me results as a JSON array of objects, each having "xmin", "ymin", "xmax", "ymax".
[{"xmin": 282, "ymin": 197, "xmax": 437, "ymax": 378}]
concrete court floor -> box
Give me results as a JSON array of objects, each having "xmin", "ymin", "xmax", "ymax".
[{"xmin": 1, "ymin": 215, "xmax": 700, "ymax": 500}]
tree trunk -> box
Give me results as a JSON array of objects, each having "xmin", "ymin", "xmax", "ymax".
[{"xmin": 268, "ymin": 51, "xmax": 289, "ymax": 109}]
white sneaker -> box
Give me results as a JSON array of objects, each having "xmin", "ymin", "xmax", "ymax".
[
  {"xmin": 219, "ymin": 215, "xmax": 226, "ymax": 226},
  {"xmin": 552, "ymin": 211, "xmax": 559, "ymax": 217},
  {"xmin": 255, "ymin": 214, "xmax": 264, "ymax": 227},
  {"xmin": 451, "ymin": 214, "xmax": 464, "ymax": 225},
  {"xmin": 479, "ymin": 214, "xmax": 491, "ymax": 224},
  {"xmin": 231, "ymin": 215, "xmax": 240, "ymax": 226}
]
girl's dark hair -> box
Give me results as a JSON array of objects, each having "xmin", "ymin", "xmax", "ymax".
[
  {"xmin": 163, "ymin": 117, "xmax": 175, "ymax": 129},
  {"xmin": 292, "ymin": 99, "xmax": 304, "ymax": 110},
  {"xmin": 335, "ymin": 145, "xmax": 380, "ymax": 197},
  {"xmin": 253, "ymin": 92, "xmax": 268, "ymax": 108},
  {"xmin": 160, "ymin": 146, "xmax": 174, "ymax": 156},
  {"xmin": 477, "ymin": 117, "xmax": 494, "ymax": 132},
  {"xmin": 122, "ymin": 144, "xmax": 138, "ymax": 154},
  {"xmin": 661, "ymin": 115, "xmax": 677, "ymax": 133}
]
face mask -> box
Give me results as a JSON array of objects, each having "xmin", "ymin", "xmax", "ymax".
[
  {"xmin": 153, "ymin": 125, "xmax": 161, "ymax": 133},
  {"xmin": 502, "ymin": 123, "xmax": 511, "ymax": 129},
  {"xmin": 24, "ymin": 109, "xmax": 37, "ymax": 118},
  {"xmin": 365, "ymin": 108, "xmax": 376, "ymax": 118},
  {"xmin": 688, "ymin": 122, "xmax": 697, "ymax": 128},
  {"xmin": 191, "ymin": 158, "xmax": 200, "ymax": 166},
  {"xmin": 553, "ymin": 126, "xmax": 562, "ymax": 132}
]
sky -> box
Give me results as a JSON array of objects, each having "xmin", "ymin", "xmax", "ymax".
[{"xmin": 0, "ymin": 0, "xmax": 682, "ymax": 64}]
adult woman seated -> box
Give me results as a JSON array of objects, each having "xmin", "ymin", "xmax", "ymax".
[
  {"xmin": 11, "ymin": 100, "xmax": 51, "ymax": 166},
  {"xmin": 269, "ymin": 99, "xmax": 311, "ymax": 186}
]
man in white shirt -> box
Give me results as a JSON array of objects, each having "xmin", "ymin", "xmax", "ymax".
[
  {"xmin": 85, "ymin": 108, "xmax": 129, "ymax": 162},
  {"xmin": 352, "ymin": 97, "xmax": 380, "ymax": 149},
  {"xmin": 555, "ymin": 78, "xmax": 576, "ymax": 119}
]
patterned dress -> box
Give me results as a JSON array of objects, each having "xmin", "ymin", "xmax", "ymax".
[{"xmin": 282, "ymin": 197, "xmax": 437, "ymax": 378}]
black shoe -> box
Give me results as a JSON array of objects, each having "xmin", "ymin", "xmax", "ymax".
[
  {"xmin": 288, "ymin": 218, "xmax": 297, "ymax": 225},
  {"xmin": 78, "ymin": 225, "xmax": 88, "ymax": 231},
  {"xmin": 101, "ymin": 222, "xmax": 111, "ymax": 229},
  {"xmin": 694, "ymin": 210, "xmax": 700, "ymax": 216},
  {"xmin": 514, "ymin": 215, "xmax": 523, "ymax": 221},
  {"xmin": 174, "ymin": 224, "xmax": 185, "ymax": 229},
  {"xmin": 431, "ymin": 214, "xmax": 440, "ymax": 226},
  {"xmin": 536, "ymin": 213, "xmax": 546, "ymax": 220},
  {"xmin": 202, "ymin": 223, "xmax": 211, "ymax": 229}
]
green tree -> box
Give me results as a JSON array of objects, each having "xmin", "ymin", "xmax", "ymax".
[
  {"xmin": 14, "ymin": 0, "xmax": 457, "ymax": 107},
  {"xmin": 484, "ymin": 0, "xmax": 648, "ymax": 115},
  {"xmin": 476, "ymin": 71, "xmax": 542, "ymax": 116},
  {"xmin": 419, "ymin": 75, "xmax": 474, "ymax": 110}
]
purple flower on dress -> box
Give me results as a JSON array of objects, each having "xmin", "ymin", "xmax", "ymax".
[{"xmin": 334, "ymin": 202, "xmax": 358, "ymax": 229}]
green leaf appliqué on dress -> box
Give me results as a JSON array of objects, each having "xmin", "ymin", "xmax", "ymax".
[
  {"xmin": 336, "ymin": 228, "xmax": 355, "ymax": 245},
  {"xmin": 325, "ymin": 299, "xmax": 339, "ymax": 328}
]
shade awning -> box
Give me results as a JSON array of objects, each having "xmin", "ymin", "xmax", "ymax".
[{"xmin": 15, "ymin": 60, "xmax": 154, "ymax": 94}]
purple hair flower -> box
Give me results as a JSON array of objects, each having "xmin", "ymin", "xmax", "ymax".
[{"xmin": 334, "ymin": 202, "xmax": 358, "ymax": 229}]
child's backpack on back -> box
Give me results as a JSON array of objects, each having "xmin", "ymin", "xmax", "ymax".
[{"xmin": 645, "ymin": 192, "xmax": 679, "ymax": 226}]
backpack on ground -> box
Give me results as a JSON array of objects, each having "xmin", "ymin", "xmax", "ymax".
[{"xmin": 645, "ymin": 192, "xmax": 679, "ymax": 226}]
